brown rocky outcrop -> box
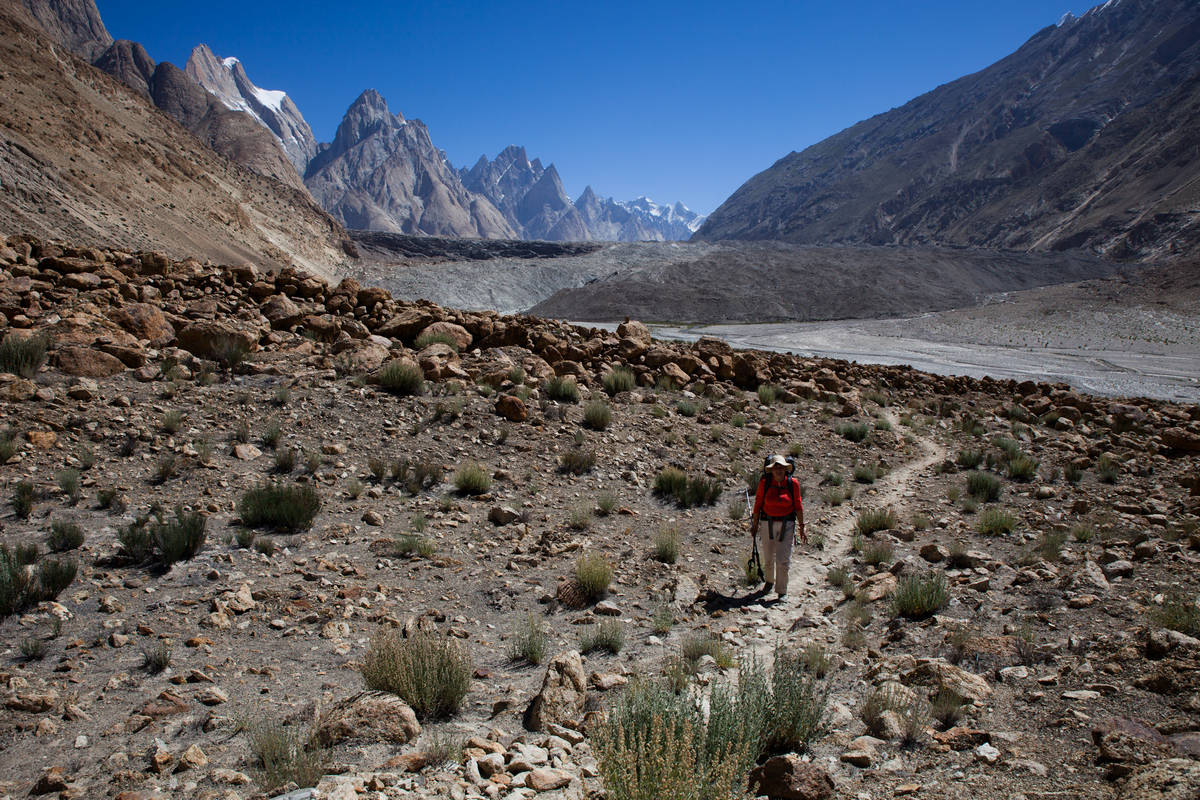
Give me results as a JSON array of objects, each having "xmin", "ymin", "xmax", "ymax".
[
  {"xmin": 523, "ymin": 650, "xmax": 587, "ymax": 731},
  {"xmin": 750, "ymin": 755, "xmax": 835, "ymax": 800}
]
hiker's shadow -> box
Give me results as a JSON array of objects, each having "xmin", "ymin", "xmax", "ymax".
[{"xmin": 697, "ymin": 586, "xmax": 774, "ymax": 613}]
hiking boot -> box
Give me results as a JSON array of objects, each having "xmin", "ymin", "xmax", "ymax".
[{"xmin": 762, "ymin": 582, "xmax": 773, "ymax": 593}]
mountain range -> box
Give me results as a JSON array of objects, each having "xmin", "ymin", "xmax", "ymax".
[{"xmin": 695, "ymin": 0, "xmax": 1200, "ymax": 261}]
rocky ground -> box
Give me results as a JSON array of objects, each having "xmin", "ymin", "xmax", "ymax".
[{"xmin": 1, "ymin": 234, "xmax": 1199, "ymax": 800}]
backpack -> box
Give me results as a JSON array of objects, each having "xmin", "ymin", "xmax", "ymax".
[{"xmin": 755, "ymin": 456, "xmax": 799, "ymax": 513}]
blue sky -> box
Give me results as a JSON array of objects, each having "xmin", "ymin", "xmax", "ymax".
[{"xmin": 97, "ymin": 1, "xmax": 1100, "ymax": 214}]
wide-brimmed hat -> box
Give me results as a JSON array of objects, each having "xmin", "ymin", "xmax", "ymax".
[{"xmin": 765, "ymin": 454, "xmax": 790, "ymax": 469}]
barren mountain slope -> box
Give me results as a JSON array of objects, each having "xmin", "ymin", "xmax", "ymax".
[
  {"xmin": 528, "ymin": 242, "xmax": 1124, "ymax": 323},
  {"xmin": 697, "ymin": 0, "xmax": 1200, "ymax": 261},
  {"xmin": 0, "ymin": 5, "xmax": 351, "ymax": 276}
]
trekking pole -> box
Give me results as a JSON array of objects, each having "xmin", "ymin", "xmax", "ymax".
[{"xmin": 745, "ymin": 488, "xmax": 764, "ymax": 583}]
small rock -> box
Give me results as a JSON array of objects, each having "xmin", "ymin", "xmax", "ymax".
[
  {"xmin": 975, "ymin": 742, "xmax": 1001, "ymax": 764},
  {"xmin": 232, "ymin": 443, "xmax": 261, "ymax": 460},
  {"xmin": 196, "ymin": 686, "xmax": 229, "ymax": 705},
  {"xmin": 30, "ymin": 766, "xmax": 71, "ymax": 795}
]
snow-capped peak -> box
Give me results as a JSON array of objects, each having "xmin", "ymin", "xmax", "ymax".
[
  {"xmin": 221, "ymin": 56, "xmax": 240, "ymax": 68},
  {"xmin": 1057, "ymin": 12, "xmax": 1075, "ymax": 26}
]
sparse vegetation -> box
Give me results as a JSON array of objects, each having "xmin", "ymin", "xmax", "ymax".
[
  {"xmin": 239, "ymin": 483, "xmax": 321, "ymax": 532},
  {"xmin": 653, "ymin": 525, "xmax": 681, "ymax": 563},
  {"xmin": 508, "ymin": 613, "xmax": 548, "ymax": 665},
  {"xmin": 453, "ymin": 461, "xmax": 492, "ymax": 495},
  {"xmin": 602, "ymin": 367, "xmax": 636, "ymax": 396},
  {"xmin": 12, "ymin": 480, "xmax": 34, "ymax": 519},
  {"xmin": 543, "ymin": 375, "xmax": 580, "ymax": 403},
  {"xmin": 582, "ymin": 399, "xmax": 612, "ymax": 430},
  {"xmin": 576, "ymin": 552, "xmax": 614, "ymax": 601},
  {"xmin": 247, "ymin": 716, "xmax": 328, "ymax": 791},
  {"xmin": 47, "ymin": 521, "xmax": 84, "ymax": 552},
  {"xmin": 891, "ymin": 571, "xmax": 949, "ymax": 619},
  {"xmin": 966, "ymin": 470, "xmax": 1002, "ymax": 502},
  {"xmin": 835, "ymin": 421, "xmax": 870, "ymax": 442},
  {"xmin": 559, "ymin": 447, "xmax": 597, "ymax": 475},
  {"xmin": 978, "ymin": 507, "xmax": 1017, "ymax": 535},
  {"xmin": 855, "ymin": 507, "xmax": 897, "ymax": 535},
  {"xmin": 378, "ymin": 361, "xmax": 425, "ymax": 396},
  {"xmin": 653, "ymin": 467, "xmax": 721, "ymax": 508},
  {"xmin": 0, "ymin": 332, "xmax": 50, "ymax": 378},
  {"xmin": 361, "ymin": 629, "xmax": 472, "ymax": 719},
  {"xmin": 581, "ymin": 619, "xmax": 625, "ymax": 654}
]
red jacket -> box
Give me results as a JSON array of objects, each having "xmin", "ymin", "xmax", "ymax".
[{"xmin": 753, "ymin": 476, "xmax": 802, "ymax": 519}]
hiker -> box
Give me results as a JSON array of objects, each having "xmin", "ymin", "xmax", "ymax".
[{"xmin": 750, "ymin": 454, "xmax": 806, "ymax": 598}]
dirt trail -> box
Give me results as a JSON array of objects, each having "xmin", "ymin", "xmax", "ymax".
[{"xmin": 744, "ymin": 411, "xmax": 946, "ymax": 654}]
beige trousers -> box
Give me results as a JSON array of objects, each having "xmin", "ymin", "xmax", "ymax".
[{"xmin": 755, "ymin": 518, "xmax": 795, "ymax": 593}]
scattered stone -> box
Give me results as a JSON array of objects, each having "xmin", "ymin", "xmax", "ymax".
[{"xmin": 750, "ymin": 754, "xmax": 835, "ymax": 800}]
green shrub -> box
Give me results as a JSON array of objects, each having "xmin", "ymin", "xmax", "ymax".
[
  {"xmin": 559, "ymin": 447, "xmax": 596, "ymax": 475},
  {"xmin": 861, "ymin": 684, "xmax": 929, "ymax": 744},
  {"xmin": 239, "ymin": 483, "xmax": 321, "ymax": 532},
  {"xmin": 37, "ymin": 557, "xmax": 76, "ymax": 600},
  {"xmin": 1071, "ymin": 523, "xmax": 1095, "ymax": 542},
  {"xmin": 152, "ymin": 507, "xmax": 207, "ymax": 565},
  {"xmin": 1096, "ymin": 455, "xmax": 1120, "ymax": 484},
  {"xmin": 653, "ymin": 468, "xmax": 721, "ymax": 508},
  {"xmin": 141, "ymin": 642, "xmax": 172, "ymax": 673},
  {"xmin": 965, "ymin": 471, "xmax": 1002, "ymax": 502},
  {"xmin": 651, "ymin": 605, "xmax": 675, "ymax": 634},
  {"xmin": 863, "ymin": 540, "xmax": 894, "ymax": 566},
  {"xmin": 117, "ymin": 516, "xmax": 155, "ymax": 563},
  {"xmin": 1036, "ymin": 530, "xmax": 1067, "ymax": 561},
  {"xmin": 248, "ymin": 717, "xmax": 328, "ymax": 791},
  {"xmin": 681, "ymin": 634, "xmax": 735, "ymax": 669},
  {"xmin": 273, "ymin": 447, "xmax": 297, "ymax": 474},
  {"xmin": 852, "ymin": 463, "xmax": 876, "ymax": 484},
  {"xmin": 730, "ymin": 414, "xmax": 746, "ymax": 428},
  {"xmin": 394, "ymin": 534, "xmax": 436, "ymax": 558},
  {"xmin": 855, "ymin": 507, "xmax": 897, "ymax": 536},
  {"xmin": 581, "ymin": 619, "xmax": 625, "ymax": 654},
  {"xmin": 56, "ymin": 469, "xmax": 81, "ymax": 504},
  {"xmin": 593, "ymin": 677, "xmax": 759, "ymax": 800},
  {"xmin": 47, "ymin": 521, "xmax": 84, "ymax": 552},
  {"xmin": 978, "ymin": 507, "xmax": 1016, "ymax": 536},
  {"xmin": 799, "ymin": 642, "xmax": 831, "ymax": 678},
  {"xmin": 891, "ymin": 571, "xmax": 949, "ymax": 619},
  {"xmin": 378, "ymin": 361, "xmax": 425, "ymax": 396},
  {"xmin": 932, "ymin": 687, "xmax": 965, "ymax": 729},
  {"xmin": 603, "ymin": 367, "xmax": 637, "ymax": 396},
  {"xmin": 161, "ymin": 410, "xmax": 183, "ymax": 434},
  {"xmin": 254, "ymin": 537, "xmax": 276, "ymax": 556},
  {"xmin": 653, "ymin": 526, "xmax": 681, "ymax": 564},
  {"xmin": 993, "ymin": 436, "xmax": 1022, "ymax": 460},
  {"xmin": 0, "ymin": 545, "xmax": 35, "ymax": 618},
  {"xmin": 262, "ymin": 420, "xmax": 283, "ymax": 449},
  {"xmin": 596, "ymin": 492, "xmax": 618, "ymax": 516},
  {"xmin": 1064, "ymin": 462, "xmax": 1084, "ymax": 484},
  {"xmin": 582, "ymin": 399, "xmax": 612, "ymax": 430},
  {"xmin": 761, "ymin": 646, "xmax": 829, "ymax": 754},
  {"xmin": 567, "ymin": 503, "xmax": 592, "ymax": 530},
  {"xmin": 675, "ymin": 399, "xmax": 699, "ymax": 417},
  {"xmin": 727, "ymin": 495, "xmax": 747, "ymax": 520},
  {"xmin": 20, "ymin": 637, "xmax": 46, "ymax": 661},
  {"xmin": 361, "ymin": 629, "xmax": 471, "ymax": 719},
  {"xmin": 12, "ymin": 480, "xmax": 34, "ymax": 519},
  {"xmin": 576, "ymin": 552, "xmax": 614, "ymax": 601},
  {"xmin": 508, "ymin": 613, "xmax": 548, "ymax": 665},
  {"xmin": 0, "ymin": 430, "xmax": 17, "ymax": 463},
  {"xmin": 835, "ymin": 421, "xmax": 870, "ymax": 442},
  {"xmin": 453, "ymin": 462, "xmax": 492, "ymax": 495},
  {"xmin": 826, "ymin": 566, "xmax": 849, "ymax": 588},
  {"xmin": 414, "ymin": 330, "xmax": 460, "ymax": 351},
  {"xmin": 912, "ymin": 513, "xmax": 931, "ymax": 531},
  {"xmin": 957, "ymin": 449, "xmax": 984, "ymax": 469},
  {"xmin": 0, "ymin": 332, "xmax": 50, "ymax": 378},
  {"xmin": 1007, "ymin": 453, "xmax": 1039, "ymax": 481},
  {"xmin": 544, "ymin": 375, "xmax": 580, "ymax": 403},
  {"xmin": 757, "ymin": 384, "xmax": 779, "ymax": 405}
]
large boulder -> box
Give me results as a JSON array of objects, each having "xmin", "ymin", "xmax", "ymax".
[
  {"xmin": 176, "ymin": 321, "xmax": 260, "ymax": 363},
  {"xmin": 1162, "ymin": 427, "xmax": 1200, "ymax": 453},
  {"xmin": 108, "ymin": 303, "xmax": 175, "ymax": 345},
  {"xmin": 419, "ymin": 321, "xmax": 472, "ymax": 351},
  {"xmin": 901, "ymin": 661, "xmax": 992, "ymax": 703},
  {"xmin": 313, "ymin": 691, "xmax": 420, "ymax": 746},
  {"xmin": 259, "ymin": 295, "xmax": 305, "ymax": 330},
  {"xmin": 523, "ymin": 650, "xmax": 587, "ymax": 731},
  {"xmin": 55, "ymin": 345, "xmax": 125, "ymax": 377},
  {"xmin": 749, "ymin": 755, "xmax": 835, "ymax": 800}
]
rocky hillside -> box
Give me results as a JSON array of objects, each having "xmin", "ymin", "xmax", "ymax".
[
  {"xmin": 16, "ymin": 0, "xmax": 110, "ymax": 60},
  {"xmin": 0, "ymin": 3, "xmax": 351, "ymax": 277},
  {"xmin": 304, "ymin": 90, "xmax": 517, "ymax": 239},
  {"xmin": 0, "ymin": 233, "xmax": 1198, "ymax": 800},
  {"xmin": 696, "ymin": 0, "xmax": 1200, "ymax": 261}
]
